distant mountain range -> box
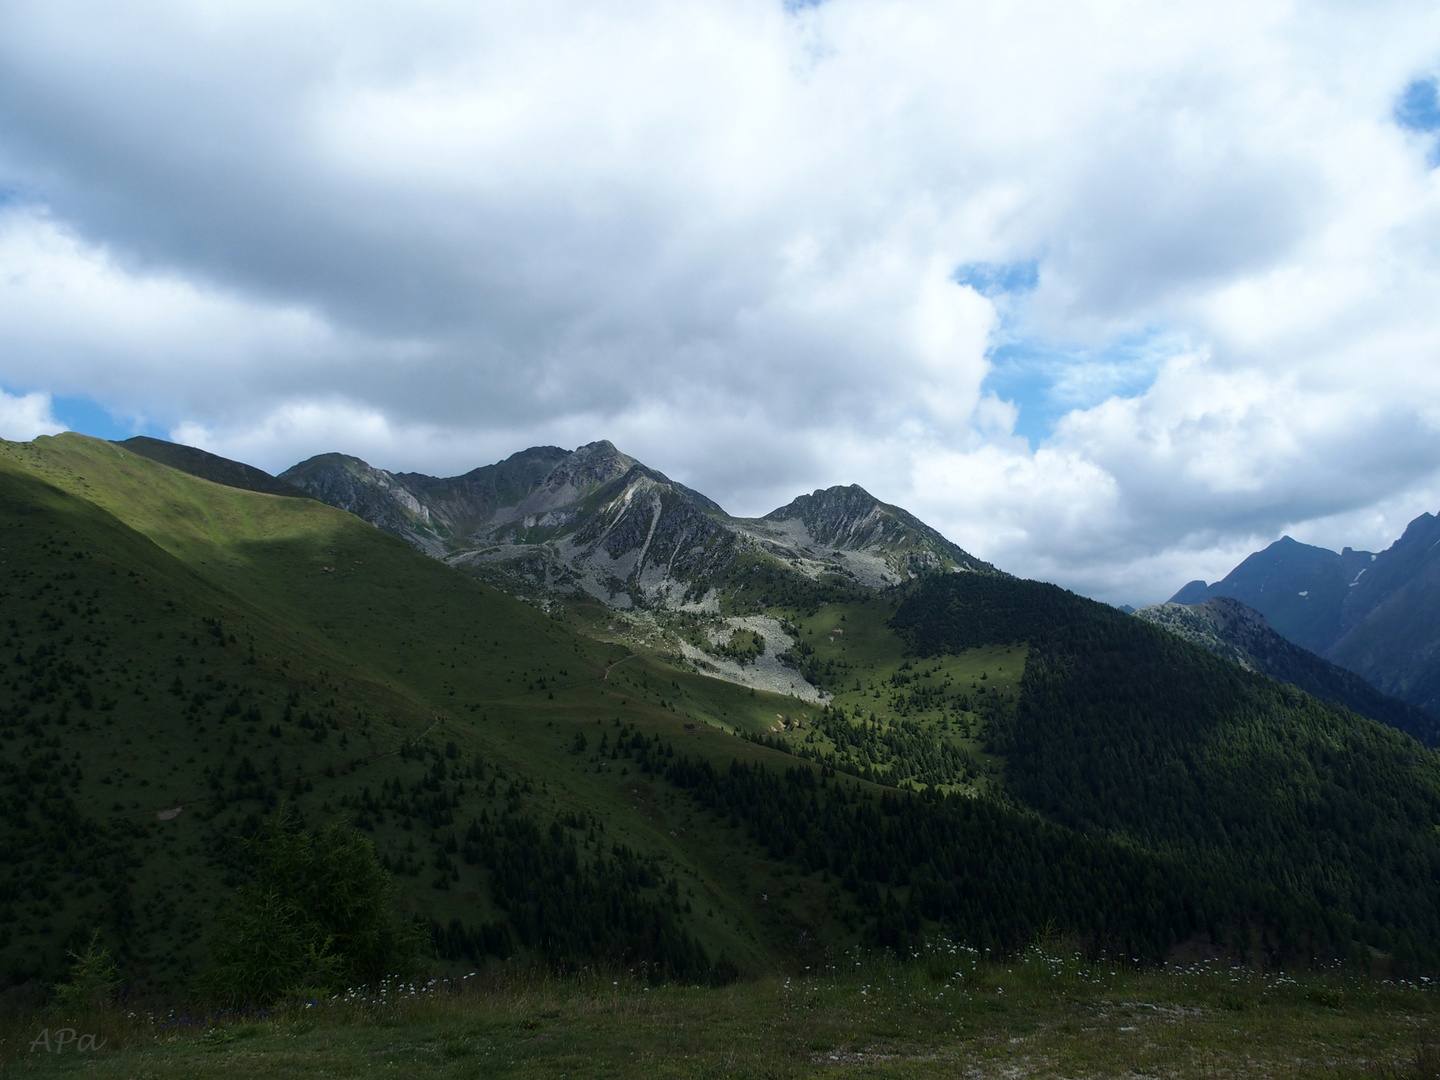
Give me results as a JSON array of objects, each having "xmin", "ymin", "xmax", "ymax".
[
  {"xmin": 275, "ymin": 440, "xmax": 995, "ymax": 609},
  {"xmin": 1170, "ymin": 513, "xmax": 1440, "ymax": 718}
]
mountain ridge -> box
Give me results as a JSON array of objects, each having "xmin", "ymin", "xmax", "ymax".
[
  {"xmin": 1169, "ymin": 512, "xmax": 1440, "ymax": 717},
  {"xmin": 1135, "ymin": 596, "xmax": 1440, "ymax": 745},
  {"xmin": 279, "ymin": 441, "xmax": 996, "ymax": 612},
  {"xmin": 119, "ymin": 435, "xmax": 316, "ymax": 502}
]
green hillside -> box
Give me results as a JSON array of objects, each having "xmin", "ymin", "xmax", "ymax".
[
  {"xmin": 892, "ymin": 572, "xmax": 1440, "ymax": 965},
  {"xmin": 0, "ymin": 435, "xmax": 828, "ymax": 992},
  {"xmin": 6, "ymin": 433, "xmax": 1440, "ymax": 1005}
]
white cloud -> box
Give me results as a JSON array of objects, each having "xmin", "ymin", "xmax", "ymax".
[
  {"xmin": 0, "ymin": 208, "xmax": 349, "ymax": 423},
  {"xmin": 0, "ymin": 387, "xmax": 62, "ymax": 442},
  {"xmin": 0, "ymin": 0, "xmax": 1439, "ymax": 604}
]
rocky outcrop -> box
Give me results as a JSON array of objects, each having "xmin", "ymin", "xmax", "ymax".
[
  {"xmin": 735, "ymin": 484, "xmax": 995, "ymax": 587},
  {"xmin": 281, "ymin": 453, "xmax": 447, "ymax": 555}
]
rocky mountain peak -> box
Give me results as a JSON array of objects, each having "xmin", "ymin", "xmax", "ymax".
[
  {"xmin": 278, "ymin": 438, "xmax": 995, "ymax": 606},
  {"xmin": 558, "ymin": 440, "xmax": 637, "ymax": 482},
  {"xmin": 767, "ymin": 483, "xmax": 875, "ymax": 520},
  {"xmin": 761, "ymin": 483, "xmax": 977, "ymax": 560}
]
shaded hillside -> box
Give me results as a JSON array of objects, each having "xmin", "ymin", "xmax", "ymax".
[
  {"xmin": 894, "ymin": 572, "xmax": 1440, "ymax": 965},
  {"xmin": 118, "ymin": 436, "xmax": 313, "ymax": 501},
  {"xmin": 1136, "ymin": 597, "xmax": 1440, "ymax": 746},
  {"xmin": 1328, "ymin": 512, "xmax": 1440, "ymax": 717}
]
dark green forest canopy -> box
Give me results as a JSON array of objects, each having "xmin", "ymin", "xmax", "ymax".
[{"xmin": 891, "ymin": 573, "xmax": 1440, "ymax": 964}]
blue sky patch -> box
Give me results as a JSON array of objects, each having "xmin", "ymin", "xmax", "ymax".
[
  {"xmin": 953, "ymin": 260, "xmax": 1039, "ymax": 298},
  {"xmin": 1395, "ymin": 78, "xmax": 1440, "ymax": 166},
  {"xmin": 982, "ymin": 328, "xmax": 1182, "ymax": 447},
  {"xmin": 52, "ymin": 394, "xmax": 162, "ymax": 442},
  {"xmin": 1396, "ymin": 78, "xmax": 1440, "ymax": 132}
]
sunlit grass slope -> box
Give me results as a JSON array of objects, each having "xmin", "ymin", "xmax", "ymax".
[{"xmin": 744, "ymin": 599, "xmax": 1018, "ymax": 792}]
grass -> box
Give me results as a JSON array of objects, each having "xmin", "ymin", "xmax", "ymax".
[
  {"xmin": 730, "ymin": 600, "xmax": 1018, "ymax": 792},
  {"xmin": 4, "ymin": 953, "xmax": 1436, "ymax": 1078}
]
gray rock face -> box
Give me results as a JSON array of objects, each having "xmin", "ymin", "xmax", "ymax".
[
  {"xmin": 736, "ymin": 484, "xmax": 994, "ymax": 587},
  {"xmin": 281, "ymin": 453, "xmax": 446, "ymax": 554},
  {"xmin": 1136, "ymin": 596, "xmax": 1440, "ymax": 745},
  {"xmin": 280, "ymin": 442, "xmax": 994, "ymax": 609}
]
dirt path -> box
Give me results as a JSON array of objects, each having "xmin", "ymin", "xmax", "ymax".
[{"xmin": 603, "ymin": 653, "xmax": 635, "ymax": 681}]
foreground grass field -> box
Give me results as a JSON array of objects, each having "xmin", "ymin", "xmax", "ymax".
[{"xmin": 5, "ymin": 953, "xmax": 1437, "ymax": 1079}]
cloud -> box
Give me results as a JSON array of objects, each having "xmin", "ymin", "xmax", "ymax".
[
  {"xmin": 0, "ymin": 387, "xmax": 62, "ymax": 442},
  {"xmin": 1, "ymin": 0, "xmax": 1440, "ymax": 604}
]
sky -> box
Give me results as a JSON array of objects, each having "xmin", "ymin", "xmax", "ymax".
[{"xmin": 1, "ymin": 1, "xmax": 1439, "ymax": 607}]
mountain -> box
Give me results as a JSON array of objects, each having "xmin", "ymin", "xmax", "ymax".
[
  {"xmin": 1, "ymin": 432, "xmax": 911, "ymax": 991},
  {"xmin": 281, "ymin": 442, "xmax": 994, "ymax": 611},
  {"xmin": 1328, "ymin": 513, "xmax": 1440, "ymax": 716},
  {"xmin": 0, "ymin": 432, "xmax": 1233, "ymax": 990},
  {"xmin": 1168, "ymin": 536, "xmax": 1376, "ymax": 654},
  {"xmin": 1170, "ymin": 513, "xmax": 1440, "ymax": 716},
  {"xmin": 1134, "ymin": 597, "xmax": 1440, "ymax": 746}
]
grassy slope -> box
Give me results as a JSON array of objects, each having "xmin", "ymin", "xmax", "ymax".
[
  {"xmin": 0, "ymin": 435, "xmax": 872, "ymax": 991},
  {"xmin": 9, "ymin": 959, "xmax": 1436, "ymax": 1078},
  {"xmin": 765, "ymin": 599, "xmax": 1016, "ymax": 791}
]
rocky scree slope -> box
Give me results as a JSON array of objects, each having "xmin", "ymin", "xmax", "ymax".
[
  {"xmin": 1136, "ymin": 597, "xmax": 1440, "ymax": 746},
  {"xmin": 1171, "ymin": 512, "xmax": 1440, "ymax": 718},
  {"xmin": 281, "ymin": 440, "xmax": 995, "ymax": 610}
]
